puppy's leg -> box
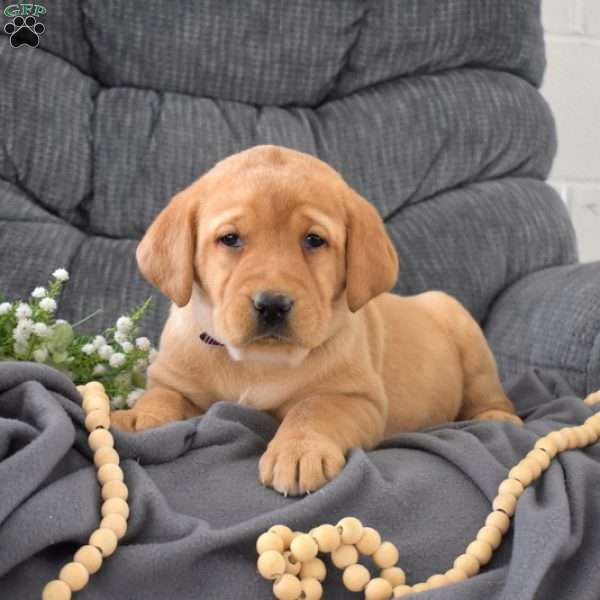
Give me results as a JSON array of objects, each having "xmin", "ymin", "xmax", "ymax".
[
  {"xmin": 259, "ymin": 394, "xmax": 385, "ymax": 496},
  {"xmin": 453, "ymin": 310, "xmax": 522, "ymax": 426},
  {"xmin": 111, "ymin": 387, "xmax": 202, "ymax": 432}
]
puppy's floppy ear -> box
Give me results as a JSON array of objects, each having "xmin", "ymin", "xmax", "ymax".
[
  {"xmin": 344, "ymin": 190, "xmax": 399, "ymax": 312},
  {"xmin": 136, "ymin": 190, "xmax": 198, "ymax": 307}
]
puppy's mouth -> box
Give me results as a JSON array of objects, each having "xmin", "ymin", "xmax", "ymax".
[{"xmin": 249, "ymin": 333, "xmax": 294, "ymax": 345}]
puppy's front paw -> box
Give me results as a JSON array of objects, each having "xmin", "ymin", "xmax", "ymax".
[
  {"xmin": 473, "ymin": 409, "xmax": 523, "ymax": 426},
  {"xmin": 259, "ymin": 433, "xmax": 346, "ymax": 496},
  {"xmin": 110, "ymin": 409, "xmax": 164, "ymax": 432}
]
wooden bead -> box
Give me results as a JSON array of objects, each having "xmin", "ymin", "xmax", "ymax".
[
  {"xmin": 364, "ymin": 577, "xmax": 393, "ymax": 600},
  {"xmin": 412, "ymin": 582, "xmax": 430, "ymax": 593},
  {"xmin": 485, "ymin": 511, "xmax": 510, "ymax": 534},
  {"xmin": 356, "ymin": 527, "xmax": 381, "ymax": 555},
  {"xmin": 526, "ymin": 449, "xmax": 551, "ymax": 470},
  {"xmin": 101, "ymin": 480, "xmax": 129, "ymax": 501},
  {"xmin": 97, "ymin": 463, "xmax": 124, "ymax": 485},
  {"xmin": 89, "ymin": 527, "xmax": 118, "ymax": 557},
  {"xmin": 392, "ymin": 584, "xmax": 413, "ymax": 597},
  {"xmin": 300, "ymin": 577, "xmax": 323, "ymax": 600},
  {"xmin": 94, "ymin": 446, "xmax": 120, "ymax": 468},
  {"xmin": 343, "ymin": 564, "xmax": 371, "ymax": 592},
  {"xmin": 585, "ymin": 416, "xmax": 600, "ymax": 437},
  {"xmin": 270, "ymin": 525, "xmax": 294, "ymax": 550},
  {"xmin": 273, "ymin": 574, "xmax": 302, "ymax": 600},
  {"xmin": 100, "ymin": 513, "xmax": 128, "ymax": 540},
  {"xmin": 42, "ymin": 579, "xmax": 72, "ymax": 600},
  {"xmin": 453, "ymin": 553, "xmax": 480, "ymax": 577},
  {"xmin": 290, "ymin": 534, "xmax": 318, "ymax": 562},
  {"xmin": 76, "ymin": 385, "xmax": 86, "ymax": 395},
  {"xmin": 85, "ymin": 381, "xmax": 106, "ymax": 395},
  {"xmin": 520, "ymin": 457, "xmax": 542, "ymax": 480},
  {"xmin": 88, "ymin": 428, "xmax": 114, "ymax": 452},
  {"xmin": 498, "ymin": 478, "xmax": 524, "ymax": 498},
  {"xmin": 547, "ymin": 430, "xmax": 568, "ymax": 453},
  {"xmin": 476, "ymin": 525, "xmax": 502, "ymax": 550},
  {"xmin": 427, "ymin": 574, "xmax": 449, "ymax": 589},
  {"xmin": 561, "ymin": 427, "xmax": 579, "ymax": 450},
  {"xmin": 101, "ymin": 497, "xmax": 129, "ymax": 520},
  {"xmin": 492, "ymin": 493, "xmax": 517, "ymax": 517},
  {"xmin": 508, "ymin": 463, "xmax": 533, "ymax": 487},
  {"xmin": 83, "ymin": 395, "xmax": 110, "ymax": 414},
  {"xmin": 534, "ymin": 436, "xmax": 558, "ymax": 458},
  {"xmin": 73, "ymin": 545, "xmax": 103, "ymax": 574},
  {"xmin": 312, "ymin": 524, "xmax": 341, "ymax": 552},
  {"xmin": 299, "ymin": 558, "xmax": 326, "ymax": 582},
  {"xmin": 574, "ymin": 426, "xmax": 592, "ymax": 446},
  {"xmin": 85, "ymin": 410, "xmax": 110, "ymax": 432},
  {"xmin": 282, "ymin": 551, "xmax": 301, "ymax": 576},
  {"xmin": 373, "ymin": 541, "xmax": 399, "ymax": 569},
  {"xmin": 257, "ymin": 532, "xmax": 285, "ymax": 554},
  {"xmin": 337, "ymin": 517, "xmax": 364, "ymax": 545},
  {"xmin": 59, "ymin": 562, "xmax": 89, "ymax": 591},
  {"xmin": 380, "ymin": 567, "xmax": 406, "ymax": 587},
  {"xmin": 257, "ymin": 550, "xmax": 286, "ymax": 580},
  {"xmin": 445, "ymin": 568, "xmax": 468, "ymax": 583},
  {"xmin": 331, "ymin": 544, "xmax": 359, "ymax": 569},
  {"xmin": 466, "ymin": 540, "xmax": 493, "ymax": 565}
]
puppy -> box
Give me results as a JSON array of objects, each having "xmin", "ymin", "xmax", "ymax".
[{"xmin": 112, "ymin": 145, "xmax": 520, "ymax": 496}]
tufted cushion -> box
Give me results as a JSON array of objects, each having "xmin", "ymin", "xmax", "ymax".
[{"xmin": 0, "ymin": 0, "xmax": 575, "ymax": 344}]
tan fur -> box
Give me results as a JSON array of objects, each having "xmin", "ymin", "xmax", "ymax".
[{"xmin": 112, "ymin": 145, "xmax": 520, "ymax": 496}]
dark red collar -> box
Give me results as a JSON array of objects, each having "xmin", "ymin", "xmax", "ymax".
[{"xmin": 199, "ymin": 332, "xmax": 224, "ymax": 347}]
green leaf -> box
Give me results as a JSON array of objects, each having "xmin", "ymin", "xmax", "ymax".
[{"xmin": 48, "ymin": 322, "xmax": 74, "ymax": 351}]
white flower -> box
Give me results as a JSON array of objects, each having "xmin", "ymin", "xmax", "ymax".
[
  {"xmin": 135, "ymin": 337, "xmax": 151, "ymax": 351},
  {"xmin": 0, "ymin": 302, "xmax": 12, "ymax": 315},
  {"xmin": 81, "ymin": 343, "xmax": 95, "ymax": 355},
  {"xmin": 33, "ymin": 322, "xmax": 50, "ymax": 337},
  {"xmin": 111, "ymin": 395, "xmax": 125, "ymax": 409},
  {"xmin": 134, "ymin": 358, "xmax": 148, "ymax": 370},
  {"xmin": 116, "ymin": 316, "xmax": 133, "ymax": 333},
  {"xmin": 55, "ymin": 319, "xmax": 67, "ymax": 325},
  {"xmin": 98, "ymin": 345, "xmax": 114, "ymax": 359},
  {"xmin": 13, "ymin": 341, "xmax": 28, "ymax": 356},
  {"xmin": 109, "ymin": 352, "xmax": 126, "ymax": 368},
  {"xmin": 15, "ymin": 303, "xmax": 32, "ymax": 319},
  {"xmin": 120, "ymin": 341, "xmax": 134, "ymax": 353},
  {"xmin": 114, "ymin": 331, "xmax": 129, "ymax": 344},
  {"xmin": 39, "ymin": 298, "xmax": 57, "ymax": 312},
  {"xmin": 149, "ymin": 348, "xmax": 158, "ymax": 363},
  {"xmin": 14, "ymin": 319, "xmax": 34, "ymax": 342},
  {"xmin": 93, "ymin": 364, "xmax": 107, "ymax": 375},
  {"xmin": 52, "ymin": 268, "xmax": 69, "ymax": 281},
  {"xmin": 33, "ymin": 347, "xmax": 49, "ymax": 362},
  {"xmin": 31, "ymin": 287, "xmax": 47, "ymax": 299},
  {"xmin": 126, "ymin": 388, "xmax": 145, "ymax": 408},
  {"xmin": 93, "ymin": 335, "xmax": 106, "ymax": 349}
]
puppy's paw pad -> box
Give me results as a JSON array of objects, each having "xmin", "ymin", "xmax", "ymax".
[{"xmin": 259, "ymin": 434, "xmax": 346, "ymax": 496}]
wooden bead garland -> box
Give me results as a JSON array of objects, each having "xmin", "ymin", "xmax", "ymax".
[
  {"xmin": 42, "ymin": 382, "xmax": 129, "ymax": 600},
  {"xmin": 257, "ymin": 391, "xmax": 600, "ymax": 599}
]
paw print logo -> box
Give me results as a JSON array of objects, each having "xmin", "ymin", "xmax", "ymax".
[{"xmin": 4, "ymin": 15, "xmax": 45, "ymax": 48}]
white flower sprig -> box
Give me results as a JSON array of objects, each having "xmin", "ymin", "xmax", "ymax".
[{"xmin": 0, "ymin": 269, "xmax": 156, "ymax": 409}]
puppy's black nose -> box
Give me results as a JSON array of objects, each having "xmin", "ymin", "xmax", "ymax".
[{"xmin": 253, "ymin": 292, "xmax": 293, "ymax": 328}]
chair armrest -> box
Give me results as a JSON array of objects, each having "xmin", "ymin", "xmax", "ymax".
[{"xmin": 485, "ymin": 262, "xmax": 600, "ymax": 396}]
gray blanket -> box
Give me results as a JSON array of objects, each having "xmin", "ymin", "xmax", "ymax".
[{"xmin": 1, "ymin": 362, "xmax": 599, "ymax": 599}]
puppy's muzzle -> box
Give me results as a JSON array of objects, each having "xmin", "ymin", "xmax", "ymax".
[{"xmin": 253, "ymin": 292, "xmax": 294, "ymax": 332}]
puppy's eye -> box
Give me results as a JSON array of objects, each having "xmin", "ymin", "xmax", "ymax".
[
  {"xmin": 304, "ymin": 234, "xmax": 326, "ymax": 249},
  {"xmin": 219, "ymin": 233, "xmax": 242, "ymax": 248}
]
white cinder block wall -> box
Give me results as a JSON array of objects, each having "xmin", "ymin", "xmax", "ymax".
[{"xmin": 541, "ymin": 0, "xmax": 600, "ymax": 262}]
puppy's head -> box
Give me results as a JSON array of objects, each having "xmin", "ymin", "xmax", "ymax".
[{"xmin": 137, "ymin": 145, "xmax": 398, "ymax": 364}]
